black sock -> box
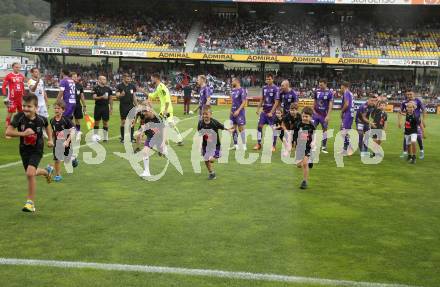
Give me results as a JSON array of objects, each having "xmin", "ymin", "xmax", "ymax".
[
  {"xmin": 130, "ymin": 127, "xmax": 134, "ymax": 141},
  {"xmin": 120, "ymin": 126, "xmax": 124, "ymax": 140}
]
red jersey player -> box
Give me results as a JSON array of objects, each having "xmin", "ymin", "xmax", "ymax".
[{"xmin": 2, "ymin": 62, "xmax": 25, "ymax": 129}]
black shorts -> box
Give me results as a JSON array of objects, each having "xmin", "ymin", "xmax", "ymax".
[
  {"xmin": 53, "ymin": 144, "xmax": 71, "ymax": 161},
  {"xmin": 74, "ymin": 105, "xmax": 83, "ymax": 119},
  {"xmin": 20, "ymin": 149, "xmax": 43, "ymax": 171},
  {"xmin": 94, "ymin": 105, "xmax": 109, "ymax": 121},
  {"xmin": 120, "ymin": 104, "xmax": 134, "ymax": 120}
]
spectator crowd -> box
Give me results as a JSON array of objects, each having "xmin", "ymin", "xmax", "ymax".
[
  {"xmin": 70, "ymin": 14, "xmax": 190, "ymax": 49},
  {"xmin": 196, "ymin": 14, "xmax": 330, "ymax": 56}
]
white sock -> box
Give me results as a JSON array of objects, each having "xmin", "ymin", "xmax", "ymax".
[
  {"xmin": 103, "ymin": 130, "xmax": 109, "ymax": 141},
  {"xmin": 143, "ymin": 157, "xmax": 150, "ymax": 174},
  {"xmin": 240, "ymin": 131, "xmax": 246, "ymax": 145}
]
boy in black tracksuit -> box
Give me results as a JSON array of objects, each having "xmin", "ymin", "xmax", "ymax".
[
  {"xmin": 293, "ymin": 107, "xmax": 315, "ymax": 190},
  {"xmin": 6, "ymin": 94, "xmax": 54, "ymax": 212},
  {"xmin": 282, "ymin": 102, "xmax": 302, "ymax": 151},
  {"xmin": 404, "ymin": 102, "xmax": 425, "ymax": 164},
  {"xmin": 51, "ymin": 101, "xmax": 78, "ymax": 182},
  {"xmin": 198, "ymin": 107, "xmax": 233, "ymax": 180}
]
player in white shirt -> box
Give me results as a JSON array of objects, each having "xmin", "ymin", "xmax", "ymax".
[{"xmin": 28, "ymin": 68, "xmax": 49, "ymax": 118}]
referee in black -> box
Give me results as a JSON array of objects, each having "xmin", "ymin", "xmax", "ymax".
[
  {"xmin": 115, "ymin": 73, "xmax": 138, "ymax": 143},
  {"xmin": 93, "ymin": 75, "xmax": 113, "ymax": 142},
  {"xmin": 72, "ymin": 72, "xmax": 86, "ymax": 139}
]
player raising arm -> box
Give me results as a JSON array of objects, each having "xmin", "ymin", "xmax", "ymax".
[{"xmin": 28, "ymin": 67, "xmax": 49, "ymax": 118}]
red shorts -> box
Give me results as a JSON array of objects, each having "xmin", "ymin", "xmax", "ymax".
[{"xmin": 7, "ymin": 100, "xmax": 23, "ymax": 113}]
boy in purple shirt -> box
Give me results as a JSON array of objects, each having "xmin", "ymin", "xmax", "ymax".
[
  {"xmin": 193, "ymin": 75, "xmax": 212, "ymax": 119},
  {"xmin": 254, "ymin": 74, "xmax": 280, "ymax": 151},
  {"xmin": 279, "ymin": 80, "xmax": 298, "ymax": 115},
  {"xmin": 229, "ymin": 77, "xmax": 247, "ymax": 150},
  {"xmin": 57, "ymin": 69, "xmax": 76, "ymax": 119},
  {"xmin": 398, "ymin": 89, "xmax": 426, "ymax": 159},
  {"xmin": 356, "ymin": 94, "xmax": 377, "ymax": 157},
  {"xmin": 340, "ymin": 81, "xmax": 355, "ymax": 155},
  {"xmin": 313, "ymin": 79, "xmax": 334, "ymax": 153}
]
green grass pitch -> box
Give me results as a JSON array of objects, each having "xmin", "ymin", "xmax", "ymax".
[{"xmin": 0, "ymin": 100, "xmax": 439, "ymax": 287}]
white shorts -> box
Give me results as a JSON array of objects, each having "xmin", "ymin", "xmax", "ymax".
[
  {"xmin": 37, "ymin": 106, "xmax": 49, "ymax": 118},
  {"xmin": 405, "ymin": 134, "xmax": 417, "ymax": 145}
]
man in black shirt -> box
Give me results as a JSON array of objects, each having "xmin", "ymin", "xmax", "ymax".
[
  {"xmin": 93, "ymin": 76, "xmax": 113, "ymax": 142},
  {"xmin": 115, "ymin": 73, "xmax": 138, "ymax": 143},
  {"xmin": 6, "ymin": 94, "xmax": 54, "ymax": 212},
  {"xmin": 198, "ymin": 107, "xmax": 233, "ymax": 180},
  {"xmin": 72, "ymin": 72, "xmax": 86, "ymax": 140}
]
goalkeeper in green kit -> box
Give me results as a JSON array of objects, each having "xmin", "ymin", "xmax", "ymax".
[{"xmin": 148, "ymin": 73, "xmax": 184, "ymax": 146}]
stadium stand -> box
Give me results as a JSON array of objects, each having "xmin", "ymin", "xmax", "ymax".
[
  {"xmin": 341, "ymin": 20, "xmax": 440, "ymax": 59},
  {"xmin": 49, "ymin": 15, "xmax": 191, "ymax": 51},
  {"xmin": 33, "ymin": 7, "xmax": 440, "ymax": 59},
  {"xmin": 195, "ymin": 15, "xmax": 330, "ymax": 56}
]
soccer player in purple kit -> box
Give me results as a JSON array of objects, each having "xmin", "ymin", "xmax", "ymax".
[
  {"xmin": 229, "ymin": 77, "xmax": 247, "ymax": 150},
  {"xmin": 356, "ymin": 94, "xmax": 377, "ymax": 157},
  {"xmin": 398, "ymin": 89, "xmax": 426, "ymax": 159},
  {"xmin": 339, "ymin": 81, "xmax": 355, "ymax": 155},
  {"xmin": 57, "ymin": 69, "xmax": 76, "ymax": 119},
  {"xmin": 193, "ymin": 75, "xmax": 211, "ymax": 119},
  {"xmin": 279, "ymin": 80, "xmax": 298, "ymax": 115},
  {"xmin": 254, "ymin": 74, "xmax": 280, "ymax": 152},
  {"xmin": 312, "ymin": 79, "xmax": 334, "ymax": 153}
]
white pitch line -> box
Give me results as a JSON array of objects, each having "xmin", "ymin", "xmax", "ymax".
[{"xmin": 0, "ymin": 258, "xmax": 421, "ymax": 287}]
